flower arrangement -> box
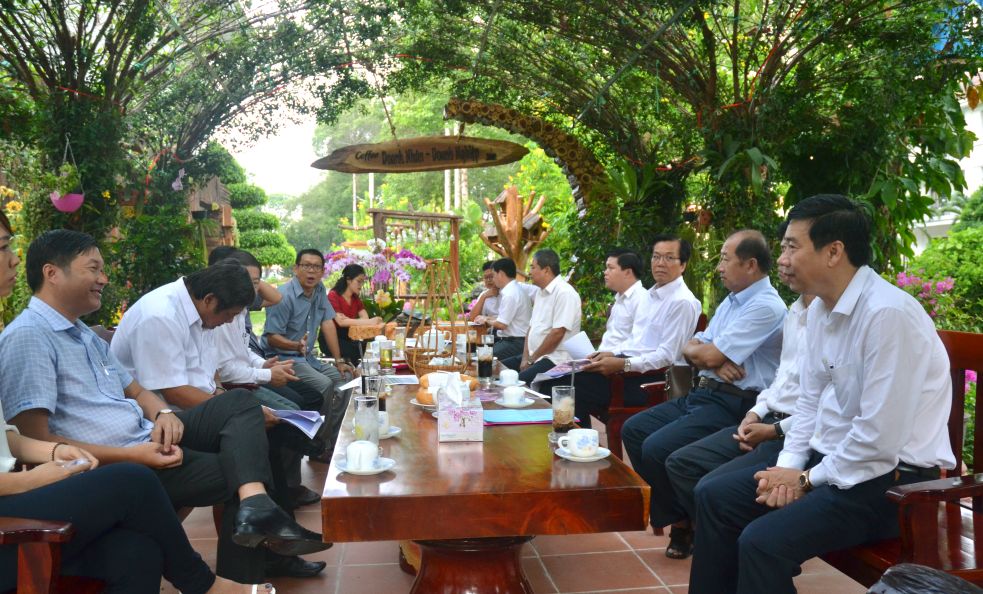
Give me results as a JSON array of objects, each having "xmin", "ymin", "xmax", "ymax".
[{"xmin": 324, "ymin": 240, "xmax": 427, "ymax": 321}]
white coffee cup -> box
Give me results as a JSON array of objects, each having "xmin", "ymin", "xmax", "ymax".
[
  {"xmin": 558, "ymin": 428, "xmax": 600, "ymax": 458},
  {"xmin": 503, "ymin": 385, "xmax": 525, "ymax": 405},
  {"xmin": 378, "ymin": 410, "xmax": 390, "ymax": 435},
  {"xmin": 499, "ymin": 369, "xmax": 519, "ymax": 386},
  {"xmin": 346, "ymin": 440, "xmax": 380, "ymax": 471}
]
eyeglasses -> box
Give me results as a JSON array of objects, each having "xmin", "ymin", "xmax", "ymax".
[
  {"xmin": 651, "ymin": 254, "xmax": 680, "ymax": 263},
  {"xmin": 297, "ymin": 263, "xmax": 324, "ymax": 272}
]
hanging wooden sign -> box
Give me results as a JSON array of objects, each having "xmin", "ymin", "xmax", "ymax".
[{"xmin": 310, "ymin": 136, "xmax": 528, "ymax": 173}]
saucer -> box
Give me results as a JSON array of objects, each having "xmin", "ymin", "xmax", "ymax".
[
  {"xmin": 379, "ymin": 426, "xmax": 402, "ymax": 439},
  {"xmin": 493, "ymin": 396, "xmax": 535, "ymax": 408},
  {"xmin": 410, "ymin": 398, "xmax": 437, "ymax": 411},
  {"xmin": 337, "ymin": 457, "xmax": 396, "ymax": 475},
  {"xmin": 554, "ymin": 446, "xmax": 611, "ymax": 463},
  {"xmin": 494, "ymin": 380, "xmax": 526, "ymax": 387}
]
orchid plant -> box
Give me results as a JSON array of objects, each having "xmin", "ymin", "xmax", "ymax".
[{"xmin": 324, "ymin": 240, "xmax": 427, "ymax": 321}]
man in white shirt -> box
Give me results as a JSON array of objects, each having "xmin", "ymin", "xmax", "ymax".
[
  {"xmin": 475, "ymin": 258, "xmax": 533, "ymax": 360},
  {"xmin": 564, "ymin": 238, "xmax": 702, "ymax": 428},
  {"xmin": 689, "ymin": 194, "xmax": 956, "ymax": 594},
  {"xmin": 468, "ymin": 261, "xmax": 501, "ymax": 321},
  {"xmin": 664, "ymin": 288, "xmax": 814, "ymax": 549},
  {"xmin": 501, "ymin": 249, "xmax": 582, "ymax": 384}
]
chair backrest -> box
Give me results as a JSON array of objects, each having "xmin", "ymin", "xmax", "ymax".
[{"xmin": 936, "ymin": 330, "xmax": 983, "ymax": 474}]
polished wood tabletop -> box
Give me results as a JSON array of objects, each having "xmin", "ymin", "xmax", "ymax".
[{"xmin": 321, "ymin": 383, "xmax": 651, "ymax": 542}]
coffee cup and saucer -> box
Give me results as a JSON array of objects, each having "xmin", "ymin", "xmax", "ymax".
[
  {"xmin": 554, "ymin": 428, "xmax": 610, "ymax": 463},
  {"xmin": 338, "ymin": 440, "xmax": 396, "ymax": 475},
  {"xmin": 494, "ymin": 369, "xmax": 525, "ymax": 387},
  {"xmin": 494, "ymin": 385, "xmax": 534, "ymax": 408}
]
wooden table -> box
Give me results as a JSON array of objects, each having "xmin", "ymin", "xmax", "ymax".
[{"xmin": 320, "ymin": 384, "xmax": 650, "ymax": 593}]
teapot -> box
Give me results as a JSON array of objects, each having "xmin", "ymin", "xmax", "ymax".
[{"xmin": 419, "ymin": 328, "xmax": 450, "ymax": 352}]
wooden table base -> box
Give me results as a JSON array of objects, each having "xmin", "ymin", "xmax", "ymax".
[{"xmin": 411, "ymin": 536, "xmax": 535, "ymax": 594}]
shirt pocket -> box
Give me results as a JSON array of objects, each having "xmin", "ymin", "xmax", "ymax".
[{"xmin": 829, "ymin": 363, "xmax": 860, "ymax": 414}]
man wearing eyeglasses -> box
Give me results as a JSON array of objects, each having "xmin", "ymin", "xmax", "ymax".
[
  {"xmin": 541, "ymin": 239, "xmax": 701, "ymax": 428},
  {"xmin": 261, "ymin": 249, "xmax": 355, "ymax": 463}
]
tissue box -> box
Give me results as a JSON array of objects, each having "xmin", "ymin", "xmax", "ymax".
[{"xmin": 437, "ymin": 397, "xmax": 484, "ymax": 442}]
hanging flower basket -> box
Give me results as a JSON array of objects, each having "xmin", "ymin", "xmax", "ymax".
[{"xmin": 50, "ymin": 191, "xmax": 84, "ymax": 213}]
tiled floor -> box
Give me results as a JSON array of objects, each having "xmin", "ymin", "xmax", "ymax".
[{"xmin": 163, "ymin": 422, "xmax": 868, "ymax": 594}]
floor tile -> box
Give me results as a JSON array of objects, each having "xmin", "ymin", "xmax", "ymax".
[
  {"xmin": 534, "ymin": 531, "xmax": 630, "ymax": 556},
  {"xmin": 343, "ymin": 540, "xmax": 403, "ymax": 565},
  {"xmin": 268, "ymin": 565, "xmax": 339, "ymax": 593},
  {"xmin": 793, "ymin": 570, "xmax": 867, "ymax": 593},
  {"xmin": 636, "ymin": 548, "xmax": 692, "ymax": 587},
  {"xmin": 540, "ymin": 551, "xmax": 660, "ymax": 592},
  {"xmin": 619, "ymin": 528, "xmax": 668, "ymax": 551},
  {"xmin": 522, "ymin": 557, "xmax": 559, "ymax": 593},
  {"xmin": 336, "ymin": 562, "xmax": 417, "ymax": 593}
]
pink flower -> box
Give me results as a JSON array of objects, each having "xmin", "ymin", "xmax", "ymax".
[{"xmin": 966, "ymin": 370, "xmax": 978, "ymax": 394}]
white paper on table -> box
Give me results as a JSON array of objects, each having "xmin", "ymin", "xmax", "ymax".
[
  {"xmin": 562, "ymin": 331, "xmax": 595, "ymax": 360},
  {"xmin": 338, "ymin": 377, "xmax": 361, "ymax": 391},
  {"xmin": 383, "ymin": 375, "xmax": 420, "ymax": 385}
]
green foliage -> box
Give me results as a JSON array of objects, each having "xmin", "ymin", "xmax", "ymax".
[
  {"xmin": 952, "ymin": 187, "xmax": 983, "ymax": 232},
  {"xmin": 909, "ymin": 226, "xmax": 983, "ymax": 332},
  {"xmin": 234, "ymin": 210, "xmax": 280, "ymax": 232},
  {"xmin": 186, "ymin": 142, "xmax": 247, "ymax": 185},
  {"xmin": 227, "ymin": 183, "xmax": 267, "ymax": 210}
]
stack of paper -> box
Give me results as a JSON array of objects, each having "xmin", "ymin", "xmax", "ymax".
[
  {"xmin": 273, "ymin": 409, "xmax": 324, "ymax": 439},
  {"xmin": 483, "ymin": 409, "xmax": 553, "ymax": 425}
]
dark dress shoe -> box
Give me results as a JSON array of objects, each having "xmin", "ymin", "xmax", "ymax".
[
  {"xmin": 307, "ymin": 449, "xmax": 333, "ymax": 464},
  {"xmin": 265, "ymin": 555, "xmax": 328, "ymax": 578},
  {"xmin": 288, "ymin": 486, "xmax": 321, "ymax": 508},
  {"xmin": 233, "ymin": 497, "xmax": 333, "ymax": 556}
]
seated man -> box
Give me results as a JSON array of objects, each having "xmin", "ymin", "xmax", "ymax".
[
  {"xmin": 543, "ymin": 239, "xmax": 701, "ymax": 428},
  {"xmin": 621, "ymin": 229, "xmax": 786, "ymax": 559},
  {"xmin": 663, "ymin": 285, "xmax": 814, "ymax": 558},
  {"xmin": 500, "ymin": 249, "xmax": 582, "ymax": 384},
  {"xmin": 475, "ymin": 258, "xmax": 532, "ymax": 361},
  {"xmin": 689, "ymin": 194, "xmax": 956, "ymax": 594},
  {"xmin": 468, "ymin": 260, "xmax": 500, "ymax": 322},
  {"xmin": 0, "ymin": 230, "xmax": 329, "ymax": 584},
  {"xmin": 261, "ymin": 249, "xmax": 355, "ymax": 461}
]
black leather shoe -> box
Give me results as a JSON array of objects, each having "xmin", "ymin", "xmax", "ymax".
[
  {"xmin": 265, "ymin": 555, "xmax": 328, "ymax": 578},
  {"xmin": 307, "ymin": 449, "xmax": 333, "ymax": 464},
  {"xmin": 233, "ymin": 497, "xmax": 333, "ymax": 556},
  {"xmin": 288, "ymin": 486, "xmax": 321, "ymax": 508}
]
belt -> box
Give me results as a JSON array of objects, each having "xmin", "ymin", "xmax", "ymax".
[
  {"xmin": 222, "ymin": 382, "xmax": 260, "ymax": 392},
  {"xmin": 498, "ymin": 336, "xmax": 525, "ymax": 341},
  {"xmin": 896, "ymin": 462, "xmax": 941, "ymax": 479},
  {"xmin": 697, "ymin": 376, "xmax": 759, "ymax": 400},
  {"xmin": 769, "ymin": 411, "xmax": 791, "ymax": 420}
]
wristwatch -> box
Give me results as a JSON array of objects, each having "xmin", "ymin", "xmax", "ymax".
[
  {"xmin": 797, "ymin": 469, "xmax": 813, "ymax": 492},
  {"xmin": 623, "ymin": 358, "xmax": 631, "ymax": 372},
  {"xmin": 773, "ymin": 420, "xmax": 785, "ymax": 438},
  {"xmin": 155, "ymin": 408, "xmax": 174, "ymax": 421}
]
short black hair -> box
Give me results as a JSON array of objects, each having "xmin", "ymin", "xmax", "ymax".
[
  {"xmin": 295, "ymin": 248, "xmax": 325, "ymax": 266},
  {"xmin": 481, "ymin": 261, "xmax": 495, "ymax": 272},
  {"xmin": 26, "ymin": 230, "xmax": 99, "ymax": 292},
  {"xmin": 210, "ymin": 248, "xmax": 262, "ymax": 270},
  {"xmin": 650, "ymin": 234, "xmax": 692, "ymax": 265},
  {"xmin": 606, "ymin": 249, "xmax": 643, "ymax": 279},
  {"xmin": 0, "ymin": 210, "xmax": 11, "ymax": 235},
  {"xmin": 332, "ymin": 263, "xmax": 366, "ymax": 294},
  {"xmin": 207, "ymin": 245, "xmax": 238, "ymax": 266},
  {"xmin": 184, "ymin": 261, "xmax": 255, "ymax": 311},
  {"xmin": 786, "ymin": 194, "xmax": 872, "ymax": 268},
  {"xmin": 532, "ymin": 249, "xmax": 561, "ymax": 276},
  {"xmin": 733, "ymin": 230, "xmax": 772, "ymax": 274},
  {"xmin": 492, "ymin": 258, "xmax": 517, "ymax": 278}
]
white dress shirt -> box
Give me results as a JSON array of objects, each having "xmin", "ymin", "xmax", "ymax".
[
  {"xmin": 478, "ymin": 292, "xmax": 500, "ymax": 319},
  {"xmin": 748, "ymin": 295, "xmax": 809, "ymax": 435},
  {"xmin": 776, "ymin": 266, "xmax": 956, "ymax": 488},
  {"xmin": 528, "ymin": 276, "xmax": 582, "ymax": 364},
  {"xmin": 495, "ymin": 279, "xmax": 533, "ymax": 338},
  {"xmin": 598, "ymin": 280, "xmax": 649, "ymax": 353},
  {"xmin": 111, "ymin": 278, "xmax": 217, "ymax": 394},
  {"xmin": 212, "ymin": 310, "xmax": 271, "ymax": 385},
  {"xmin": 622, "ymin": 276, "xmax": 702, "ymax": 373}
]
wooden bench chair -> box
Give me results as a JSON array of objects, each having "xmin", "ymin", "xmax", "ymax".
[
  {"xmin": 603, "ymin": 313, "xmax": 708, "ymax": 460},
  {"xmin": 0, "ymin": 517, "xmax": 103, "ymax": 594},
  {"xmin": 822, "ymin": 329, "xmax": 983, "ymax": 586}
]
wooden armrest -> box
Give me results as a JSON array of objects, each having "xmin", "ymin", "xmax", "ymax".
[
  {"xmin": 887, "ymin": 473, "xmax": 983, "ymax": 505},
  {"xmin": 609, "ymin": 367, "xmax": 668, "ymax": 409},
  {"xmin": 0, "ymin": 517, "xmax": 75, "ymax": 545}
]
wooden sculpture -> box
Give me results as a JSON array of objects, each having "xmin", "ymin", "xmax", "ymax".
[{"xmin": 480, "ymin": 186, "xmax": 550, "ymax": 275}]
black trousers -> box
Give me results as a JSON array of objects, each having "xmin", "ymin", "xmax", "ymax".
[
  {"xmin": 690, "ymin": 449, "xmax": 933, "ymax": 594},
  {"xmin": 156, "ymin": 389, "xmax": 274, "ymax": 582},
  {"xmin": 500, "ymin": 355, "xmax": 556, "ymax": 384},
  {"xmin": 539, "ymin": 371, "xmax": 657, "ymax": 429},
  {"xmin": 0, "ymin": 464, "xmax": 215, "ymax": 594}
]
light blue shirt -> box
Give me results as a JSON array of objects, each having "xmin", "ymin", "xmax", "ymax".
[
  {"xmin": 260, "ymin": 277, "xmax": 336, "ymax": 362},
  {"xmin": 0, "ymin": 297, "xmax": 152, "ymax": 447},
  {"xmin": 694, "ymin": 276, "xmax": 786, "ymax": 391}
]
